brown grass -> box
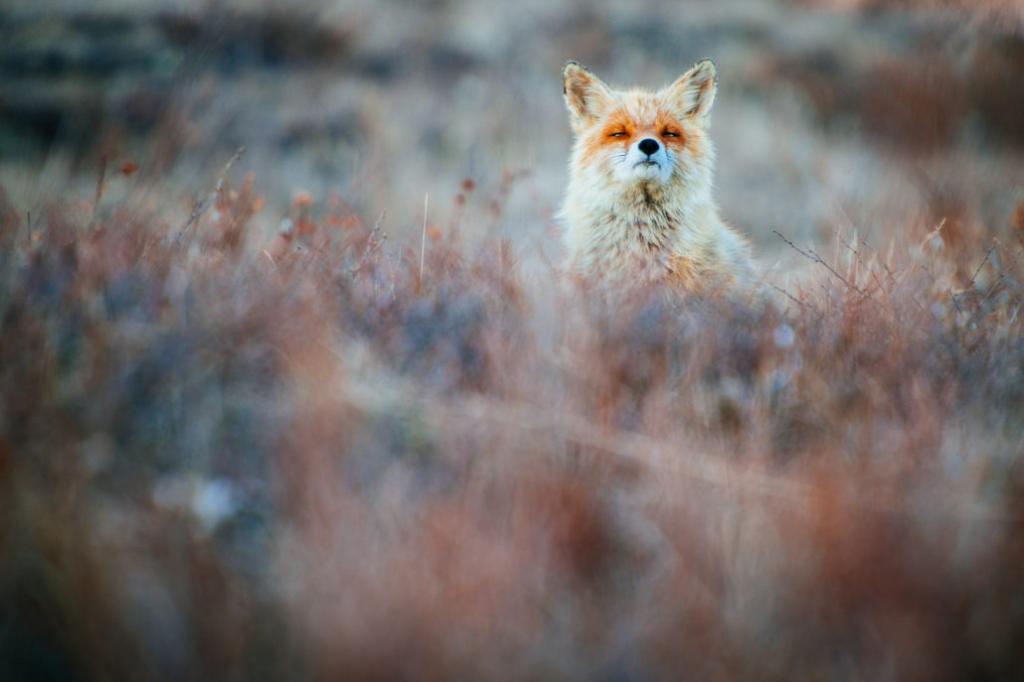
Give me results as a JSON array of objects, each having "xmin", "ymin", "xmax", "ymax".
[{"xmin": 1, "ymin": 162, "xmax": 1023, "ymax": 681}]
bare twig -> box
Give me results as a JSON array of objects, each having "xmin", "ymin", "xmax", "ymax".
[
  {"xmin": 174, "ymin": 146, "xmax": 245, "ymax": 248},
  {"xmin": 949, "ymin": 244, "xmax": 1000, "ymax": 323},
  {"xmin": 349, "ymin": 209, "xmax": 387, "ymax": 277},
  {"xmin": 838, "ymin": 232, "xmax": 886, "ymax": 296},
  {"xmin": 768, "ymin": 282, "xmax": 807, "ymax": 310},
  {"xmin": 968, "ymin": 244, "xmax": 995, "ymax": 289},
  {"xmin": 917, "ymin": 217, "xmax": 946, "ymax": 252},
  {"xmin": 962, "ymin": 276, "xmax": 1006, "ymax": 336},
  {"xmin": 773, "ymin": 229, "xmax": 874, "ymax": 302}
]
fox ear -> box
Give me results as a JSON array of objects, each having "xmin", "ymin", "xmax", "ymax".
[
  {"xmin": 664, "ymin": 60, "xmax": 717, "ymax": 123},
  {"xmin": 563, "ymin": 62, "xmax": 614, "ymax": 131}
]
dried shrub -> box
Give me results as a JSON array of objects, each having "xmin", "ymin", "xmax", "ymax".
[{"xmin": 2, "ymin": 162, "xmax": 1023, "ymax": 681}]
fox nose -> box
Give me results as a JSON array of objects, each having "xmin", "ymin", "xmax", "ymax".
[{"xmin": 638, "ymin": 138, "xmax": 660, "ymax": 156}]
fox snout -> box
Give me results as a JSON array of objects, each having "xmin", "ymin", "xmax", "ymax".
[
  {"xmin": 638, "ymin": 138, "xmax": 660, "ymax": 156},
  {"xmin": 617, "ymin": 135, "xmax": 673, "ymax": 183}
]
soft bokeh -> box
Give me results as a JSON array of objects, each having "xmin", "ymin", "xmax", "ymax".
[{"xmin": 1, "ymin": 1, "xmax": 1023, "ymax": 680}]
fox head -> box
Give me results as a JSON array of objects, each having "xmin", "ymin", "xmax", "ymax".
[{"xmin": 562, "ymin": 60, "xmax": 718, "ymax": 198}]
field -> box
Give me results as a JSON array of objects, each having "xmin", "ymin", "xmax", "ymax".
[{"xmin": 2, "ymin": 0, "xmax": 1024, "ymax": 680}]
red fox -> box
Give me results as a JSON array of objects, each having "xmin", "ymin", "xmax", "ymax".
[{"xmin": 560, "ymin": 60, "xmax": 753, "ymax": 295}]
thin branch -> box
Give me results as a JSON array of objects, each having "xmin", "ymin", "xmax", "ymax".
[
  {"xmin": 773, "ymin": 229, "xmax": 874, "ymax": 302},
  {"xmin": 174, "ymin": 146, "xmax": 245, "ymax": 248},
  {"xmin": 838, "ymin": 232, "xmax": 887, "ymax": 295},
  {"xmin": 349, "ymin": 209, "xmax": 387, "ymax": 277},
  {"xmin": 917, "ymin": 217, "xmax": 946, "ymax": 253},
  {"xmin": 968, "ymin": 245, "xmax": 995, "ymax": 289},
  {"xmin": 768, "ymin": 282, "xmax": 807, "ymax": 310}
]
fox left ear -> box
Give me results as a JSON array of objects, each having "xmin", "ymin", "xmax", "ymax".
[
  {"xmin": 664, "ymin": 60, "xmax": 718, "ymax": 123},
  {"xmin": 563, "ymin": 61, "xmax": 614, "ymax": 132}
]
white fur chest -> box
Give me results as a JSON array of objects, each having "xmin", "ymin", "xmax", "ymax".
[{"xmin": 564, "ymin": 195, "xmax": 681, "ymax": 283}]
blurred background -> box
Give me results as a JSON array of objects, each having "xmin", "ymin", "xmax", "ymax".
[
  {"xmin": 3, "ymin": 0, "xmax": 1022, "ymax": 259},
  {"xmin": 2, "ymin": 1, "xmax": 1024, "ymax": 680}
]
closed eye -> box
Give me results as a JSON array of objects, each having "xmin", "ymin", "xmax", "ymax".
[
  {"xmin": 608, "ymin": 131, "xmax": 628, "ymax": 138},
  {"xmin": 662, "ymin": 130, "xmax": 681, "ymax": 138}
]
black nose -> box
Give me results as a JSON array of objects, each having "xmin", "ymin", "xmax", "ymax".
[{"xmin": 638, "ymin": 138, "xmax": 660, "ymax": 156}]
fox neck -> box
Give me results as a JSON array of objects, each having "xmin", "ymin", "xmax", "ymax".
[{"xmin": 564, "ymin": 168, "xmax": 717, "ymax": 270}]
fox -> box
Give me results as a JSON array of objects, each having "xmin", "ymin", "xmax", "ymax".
[{"xmin": 560, "ymin": 60, "xmax": 753, "ymax": 295}]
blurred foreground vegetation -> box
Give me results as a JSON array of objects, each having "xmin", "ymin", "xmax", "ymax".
[{"xmin": 1, "ymin": 0, "xmax": 1024, "ymax": 680}]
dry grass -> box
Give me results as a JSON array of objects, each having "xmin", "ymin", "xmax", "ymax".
[
  {"xmin": 2, "ymin": 1, "xmax": 1024, "ymax": 679},
  {"xmin": 1, "ymin": 158, "xmax": 1023, "ymax": 680}
]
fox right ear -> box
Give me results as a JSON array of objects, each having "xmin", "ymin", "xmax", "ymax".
[
  {"xmin": 563, "ymin": 62, "xmax": 613, "ymax": 131},
  {"xmin": 664, "ymin": 59, "xmax": 718, "ymax": 124}
]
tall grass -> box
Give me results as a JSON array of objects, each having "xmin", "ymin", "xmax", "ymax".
[{"xmin": 1, "ymin": 162, "xmax": 1023, "ymax": 680}]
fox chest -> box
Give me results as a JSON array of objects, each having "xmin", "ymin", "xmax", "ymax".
[{"xmin": 576, "ymin": 213, "xmax": 689, "ymax": 281}]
